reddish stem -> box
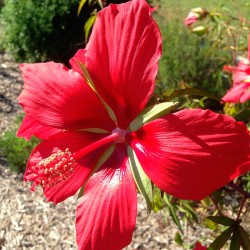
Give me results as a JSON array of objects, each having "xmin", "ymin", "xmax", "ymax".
[{"xmin": 74, "ymin": 132, "xmax": 118, "ymax": 160}]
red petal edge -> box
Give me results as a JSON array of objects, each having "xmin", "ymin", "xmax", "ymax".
[
  {"xmin": 17, "ymin": 115, "xmax": 61, "ymax": 140},
  {"xmin": 19, "ymin": 62, "xmax": 114, "ymax": 131}
]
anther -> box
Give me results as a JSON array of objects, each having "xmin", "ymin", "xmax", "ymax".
[{"xmin": 26, "ymin": 148, "xmax": 76, "ymax": 191}]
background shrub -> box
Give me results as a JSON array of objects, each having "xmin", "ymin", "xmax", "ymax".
[
  {"xmin": 156, "ymin": 19, "xmax": 232, "ymax": 97},
  {"xmin": 0, "ymin": 115, "xmax": 39, "ymax": 173},
  {"xmin": 0, "ymin": 0, "xmax": 87, "ymax": 63},
  {"xmin": 0, "ymin": 130, "xmax": 39, "ymax": 173}
]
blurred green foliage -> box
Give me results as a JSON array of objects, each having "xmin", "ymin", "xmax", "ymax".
[
  {"xmin": 156, "ymin": 19, "xmax": 231, "ymax": 97},
  {"xmin": 0, "ymin": 0, "xmax": 87, "ymax": 63},
  {"xmin": 0, "ymin": 116, "xmax": 39, "ymax": 173}
]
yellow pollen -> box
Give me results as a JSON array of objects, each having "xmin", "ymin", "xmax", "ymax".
[{"xmin": 27, "ymin": 148, "xmax": 76, "ymax": 191}]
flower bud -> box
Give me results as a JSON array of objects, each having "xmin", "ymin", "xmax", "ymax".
[
  {"xmin": 185, "ymin": 7, "xmax": 208, "ymax": 27},
  {"xmin": 191, "ymin": 25, "xmax": 208, "ymax": 36}
]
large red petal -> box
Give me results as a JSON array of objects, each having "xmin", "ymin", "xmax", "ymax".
[
  {"xmin": 78, "ymin": 0, "xmax": 162, "ymax": 129},
  {"xmin": 17, "ymin": 115, "xmax": 61, "ymax": 140},
  {"xmin": 19, "ymin": 62, "xmax": 114, "ymax": 130},
  {"xmin": 222, "ymin": 82, "xmax": 250, "ymax": 103},
  {"xmin": 129, "ymin": 109, "xmax": 250, "ymax": 200},
  {"xmin": 76, "ymin": 144, "xmax": 137, "ymax": 250},
  {"xmin": 233, "ymin": 62, "xmax": 250, "ymax": 85},
  {"xmin": 222, "ymin": 83, "xmax": 249, "ymax": 103},
  {"xmin": 25, "ymin": 131, "xmax": 109, "ymax": 204}
]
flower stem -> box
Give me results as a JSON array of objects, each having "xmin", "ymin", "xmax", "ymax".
[
  {"xmin": 228, "ymin": 182, "xmax": 250, "ymax": 198},
  {"xmin": 209, "ymin": 194, "xmax": 224, "ymax": 216}
]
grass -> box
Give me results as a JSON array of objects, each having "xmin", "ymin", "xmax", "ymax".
[{"xmin": 155, "ymin": 0, "xmax": 250, "ymax": 21}]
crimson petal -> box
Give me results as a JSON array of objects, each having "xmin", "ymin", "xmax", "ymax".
[
  {"xmin": 76, "ymin": 0, "xmax": 162, "ymax": 129},
  {"xmin": 19, "ymin": 62, "xmax": 114, "ymax": 130},
  {"xmin": 222, "ymin": 82, "xmax": 250, "ymax": 103},
  {"xmin": 17, "ymin": 115, "xmax": 61, "ymax": 140},
  {"xmin": 76, "ymin": 144, "xmax": 137, "ymax": 250},
  {"xmin": 25, "ymin": 131, "xmax": 108, "ymax": 204},
  {"xmin": 129, "ymin": 109, "xmax": 250, "ymax": 200}
]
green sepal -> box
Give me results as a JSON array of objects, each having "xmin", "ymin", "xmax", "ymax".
[
  {"xmin": 127, "ymin": 146, "xmax": 153, "ymax": 213},
  {"xmin": 238, "ymin": 225, "xmax": 250, "ymax": 250},
  {"xmin": 163, "ymin": 88, "xmax": 220, "ymax": 102},
  {"xmin": 77, "ymin": 145, "xmax": 115, "ymax": 200},
  {"xmin": 77, "ymin": 186, "xmax": 84, "ymax": 200},
  {"xmin": 208, "ymin": 226, "xmax": 234, "ymax": 250},
  {"xmin": 78, "ymin": 128, "xmax": 109, "ymax": 134},
  {"xmin": 77, "ymin": 60, "xmax": 117, "ymax": 124},
  {"xmin": 129, "ymin": 102, "xmax": 177, "ymax": 131},
  {"xmin": 207, "ymin": 216, "xmax": 236, "ymax": 226}
]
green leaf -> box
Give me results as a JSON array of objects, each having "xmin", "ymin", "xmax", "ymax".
[
  {"xmin": 234, "ymin": 109, "xmax": 250, "ymax": 123},
  {"xmin": 208, "ymin": 226, "xmax": 234, "ymax": 250},
  {"xmin": 163, "ymin": 194, "xmax": 183, "ymax": 232},
  {"xmin": 152, "ymin": 190, "xmax": 163, "ymax": 212},
  {"xmin": 174, "ymin": 232, "xmax": 183, "ymax": 245},
  {"xmin": 84, "ymin": 15, "xmax": 97, "ymax": 42},
  {"xmin": 127, "ymin": 146, "xmax": 153, "ymax": 213},
  {"xmin": 238, "ymin": 225, "xmax": 250, "ymax": 250},
  {"xmin": 230, "ymin": 230, "xmax": 240, "ymax": 250},
  {"xmin": 129, "ymin": 102, "xmax": 177, "ymax": 131},
  {"xmin": 163, "ymin": 88, "xmax": 220, "ymax": 102},
  {"xmin": 207, "ymin": 216, "xmax": 236, "ymax": 226},
  {"xmin": 77, "ymin": 0, "xmax": 88, "ymax": 16}
]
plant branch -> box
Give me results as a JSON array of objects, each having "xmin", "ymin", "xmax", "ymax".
[
  {"xmin": 209, "ymin": 194, "xmax": 224, "ymax": 216},
  {"xmin": 227, "ymin": 182, "xmax": 250, "ymax": 198}
]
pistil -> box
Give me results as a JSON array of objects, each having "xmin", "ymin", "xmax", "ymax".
[{"xmin": 27, "ymin": 128, "xmax": 128, "ymax": 191}]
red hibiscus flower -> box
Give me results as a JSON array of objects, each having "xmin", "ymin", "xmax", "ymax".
[
  {"xmin": 222, "ymin": 35, "xmax": 250, "ymax": 103},
  {"xmin": 18, "ymin": 0, "xmax": 250, "ymax": 249},
  {"xmin": 185, "ymin": 11, "xmax": 199, "ymax": 26},
  {"xmin": 194, "ymin": 242, "xmax": 207, "ymax": 250}
]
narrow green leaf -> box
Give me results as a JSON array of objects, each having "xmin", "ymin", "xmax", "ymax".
[
  {"xmin": 78, "ymin": 128, "xmax": 109, "ymax": 133},
  {"xmin": 129, "ymin": 102, "xmax": 177, "ymax": 131},
  {"xmin": 234, "ymin": 109, "xmax": 250, "ymax": 123},
  {"xmin": 78, "ymin": 0, "xmax": 88, "ymax": 16},
  {"xmin": 84, "ymin": 15, "xmax": 97, "ymax": 42},
  {"xmin": 182, "ymin": 202, "xmax": 198, "ymax": 222},
  {"xmin": 174, "ymin": 232, "xmax": 183, "ymax": 245},
  {"xmin": 81, "ymin": 145, "xmax": 115, "ymax": 192},
  {"xmin": 127, "ymin": 146, "xmax": 153, "ymax": 213},
  {"xmin": 207, "ymin": 216, "xmax": 236, "ymax": 226},
  {"xmin": 97, "ymin": 0, "xmax": 103, "ymax": 9},
  {"xmin": 208, "ymin": 226, "xmax": 234, "ymax": 250},
  {"xmin": 163, "ymin": 194, "xmax": 183, "ymax": 232},
  {"xmin": 93, "ymin": 145, "xmax": 115, "ymax": 173},
  {"xmin": 230, "ymin": 230, "xmax": 241, "ymax": 250},
  {"xmin": 238, "ymin": 225, "xmax": 250, "ymax": 250},
  {"xmin": 163, "ymin": 88, "xmax": 220, "ymax": 102}
]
